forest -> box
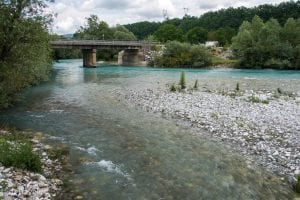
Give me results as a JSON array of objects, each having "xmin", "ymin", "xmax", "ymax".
[{"xmin": 125, "ymin": 1, "xmax": 300, "ymax": 42}]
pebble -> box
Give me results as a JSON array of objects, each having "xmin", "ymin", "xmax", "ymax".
[
  {"xmin": 122, "ymin": 88, "xmax": 300, "ymax": 185},
  {"xmin": 0, "ymin": 133, "xmax": 64, "ymax": 200}
]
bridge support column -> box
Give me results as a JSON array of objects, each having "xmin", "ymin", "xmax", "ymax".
[
  {"xmin": 82, "ymin": 49, "xmax": 96, "ymax": 68},
  {"xmin": 118, "ymin": 49, "xmax": 145, "ymax": 66}
]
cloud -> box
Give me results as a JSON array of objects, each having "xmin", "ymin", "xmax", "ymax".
[
  {"xmin": 95, "ymin": 0, "xmax": 134, "ymax": 9},
  {"xmin": 49, "ymin": 0, "xmax": 290, "ymax": 34}
]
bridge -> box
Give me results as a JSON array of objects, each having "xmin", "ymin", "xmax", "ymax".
[{"xmin": 50, "ymin": 40, "xmax": 154, "ymax": 67}]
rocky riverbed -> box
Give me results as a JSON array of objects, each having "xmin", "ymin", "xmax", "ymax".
[
  {"xmin": 0, "ymin": 130, "xmax": 64, "ymax": 200},
  {"xmin": 120, "ymin": 87, "xmax": 300, "ymax": 187}
]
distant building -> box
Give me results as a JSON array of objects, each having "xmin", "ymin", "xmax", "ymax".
[{"xmin": 205, "ymin": 41, "xmax": 219, "ymax": 48}]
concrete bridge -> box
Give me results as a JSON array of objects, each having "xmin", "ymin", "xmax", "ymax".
[{"xmin": 50, "ymin": 40, "xmax": 153, "ymax": 67}]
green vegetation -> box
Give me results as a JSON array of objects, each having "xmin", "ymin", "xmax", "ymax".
[
  {"xmin": 154, "ymin": 24, "xmax": 183, "ymax": 43},
  {"xmin": 153, "ymin": 41, "xmax": 212, "ymax": 68},
  {"xmin": 208, "ymin": 27, "xmax": 236, "ymax": 46},
  {"xmin": 193, "ymin": 80, "xmax": 199, "ymax": 90},
  {"xmin": 211, "ymin": 56, "xmax": 238, "ymax": 66},
  {"xmin": 0, "ymin": 0, "xmax": 53, "ymax": 109},
  {"xmin": 125, "ymin": 1, "xmax": 300, "ymax": 41},
  {"xmin": 179, "ymin": 72, "xmax": 186, "ymax": 90},
  {"xmin": 170, "ymin": 84, "xmax": 176, "ymax": 92},
  {"xmin": 232, "ymin": 16, "xmax": 300, "ymax": 69},
  {"xmin": 72, "ymin": 15, "xmax": 137, "ymax": 61},
  {"xmin": 0, "ymin": 132, "xmax": 42, "ymax": 172},
  {"xmin": 296, "ymin": 175, "xmax": 300, "ymax": 193},
  {"xmin": 185, "ymin": 27, "xmax": 208, "ymax": 44},
  {"xmin": 235, "ymin": 83, "xmax": 240, "ymax": 91},
  {"xmin": 247, "ymin": 95, "xmax": 269, "ymax": 104}
]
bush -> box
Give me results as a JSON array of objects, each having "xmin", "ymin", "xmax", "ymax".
[
  {"xmin": 179, "ymin": 72, "xmax": 186, "ymax": 90},
  {"xmin": 153, "ymin": 41, "xmax": 212, "ymax": 68},
  {"xmin": 235, "ymin": 83, "xmax": 240, "ymax": 91},
  {"xmin": 0, "ymin": 134, "xmax": 42, "ymax": 172},
  {"xmin": 170, "ymin": 84, "xmax": 176, "ymax": 92},
  {"xmin": 193, "ymin": 80, "xmax": 199, "ymax": 90}
]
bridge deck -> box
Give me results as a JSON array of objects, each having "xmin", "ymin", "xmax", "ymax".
[{"xmin": 50, "ymin": 40, "xmax": 155, "ymax": 50}]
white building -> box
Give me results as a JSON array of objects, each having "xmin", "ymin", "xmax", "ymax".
[{"xmin": 205, "ymin": 41, "xmax": 219, "ymax": 48}]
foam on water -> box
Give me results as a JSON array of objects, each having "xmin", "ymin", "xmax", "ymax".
[
  {"xmin": 75, "ymin": 146, "xmax": 101, "ymax": 156},
  {"xmin": 49, "ymin": 109, "xmax": 64, "ymax": 114},
  {"xmin": 30, "ymin": 115, "xmax": 45, "ymax": 118}
]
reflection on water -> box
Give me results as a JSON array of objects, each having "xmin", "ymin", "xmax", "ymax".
[
  {"xmin": 1, "ymin": 59, "xmax": 299, "ymax": 199},
  {"xmin": 84, "ymin": 69, "xmax": 99, "ymax": 83}
]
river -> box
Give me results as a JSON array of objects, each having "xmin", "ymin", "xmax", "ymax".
[{"xmin": 1, "ymin": 59, "xmax": 299, "ymax": 199}]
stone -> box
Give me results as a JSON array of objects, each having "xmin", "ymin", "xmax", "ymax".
[
  {"xmin": 75, "ymin": 195, "xmax": 84, "ymax": 199},
  {"xmin": 123, "ymin": 87, "xmax": 300, "ymax": 185},
  {"xmin": 39, "ymin": 175, "xmax": 46, "ymax": 181}
]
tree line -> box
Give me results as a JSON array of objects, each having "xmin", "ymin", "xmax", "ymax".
[
  {"xmin": 125, "ymin": 1, "xmax": 300, "ymax": 44},
  {"xmin": 232, "ymin": 16, "xmax": 300, "ymax": 69}
]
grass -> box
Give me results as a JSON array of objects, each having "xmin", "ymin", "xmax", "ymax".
[
  {"xmin": 211, "ymin": 56, "xmax": 238, "ymax": 66},
  {"xmin": 0, "ymin": 131, "xmax": 42, "ymax": 172},
  {"xmin": 247, "ymin": 95, "xmax": 269, "ymax": 104}
]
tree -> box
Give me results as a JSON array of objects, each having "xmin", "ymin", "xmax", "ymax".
[
  {"xmin": 209, "ymin": 27, "xmax": 236, "ymax": 46},
  {"xmin": 0, "ymin": 0, "xmax": 53, "ymax": 108},
  {"xmin": 112, "ymin": 25, "xmax": 136, "ymax": 40},
  {"xmin": 185, "ymin": 27, "xmax": 208, "ymax": 44},
  {"xmin": 74, "ymin": 17, "xmax": 137, "ymax": 61},
  {"xmin": 232, "ymin": 16, "xmax": 300, "ymax": 69},
  {"xmin": 154, "ymin": 24, "xmax": 183, "ymax": 43},
  {"xmin": 74, "ymin": 15, "xmax": 114, "ymax": 40},
  {"xmin": 125, "ymin": 21, "xmax": 161, "ymax": 40}
]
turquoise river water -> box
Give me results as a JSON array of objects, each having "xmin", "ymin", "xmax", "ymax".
[{"xmin": 1, "ymin": 59, "xmax": 300, "ymax": 199}]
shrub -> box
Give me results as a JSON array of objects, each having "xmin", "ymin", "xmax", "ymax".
[
  {"xmin": 153, "ymin": 41, "xmax": 212, "ymax": 68},
  {"xmin": 193, "ymin": 80, "xmax": 199, "ymax": 90},
  {"xmin": 248, "ymin": 95, "xmax": 261, "ymax": 103},
  {"xmin": 0, "ymin": 134, "xmax": 42, "ymax": 172},
  {"xmin": 179, "ymin": 72, "xmax": 186, "ymax": 90},
  {"xmin": 277, "ymin": 88, "xmax": 283, "ymax": 94},
  {"xmin": 247, "ymin": 95, "xmax": 269, "ymax": 104},
  {"xmin": 170, "ymin": 84, "xmax": 176, "ymax": 92},
  {"xmin": 235, "ymin": 83, "xmax": 240, "ymax": 91}
]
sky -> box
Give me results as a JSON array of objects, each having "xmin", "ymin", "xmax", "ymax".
[{"xmin": 49, "ymin": 0, "xmax": 289, "ymax": 35}]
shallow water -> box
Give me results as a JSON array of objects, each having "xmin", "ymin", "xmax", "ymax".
[{"xmin": 1, "ymin": 59, "xmax": 299, "ymax": 199}]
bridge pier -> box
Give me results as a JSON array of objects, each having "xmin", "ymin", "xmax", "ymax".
[
  {"xmin": 82, "ymin": 49, "xmax": 96, "ymax": 68},
  {"xmin": 118, "ymin": 49, "xmax": 145, "ymax": 66}
]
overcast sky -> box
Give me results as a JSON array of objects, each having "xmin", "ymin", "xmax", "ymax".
[{"xmin": 49, "ymin": 0, "xmax": 289, "ymax": 34}]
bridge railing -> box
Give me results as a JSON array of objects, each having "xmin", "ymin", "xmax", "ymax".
[{"xmin": 50, "ymin": 39, "xmax": 161, "ymax": 46}]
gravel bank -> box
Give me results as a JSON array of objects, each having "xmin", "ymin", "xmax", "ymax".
[
  {"xmin": 0, "ymin": 130, "xmax": 64, "ymax": 200},
  {"xmin": 122, "ymin": 88, "xmax": 300, "ymax": 185}
]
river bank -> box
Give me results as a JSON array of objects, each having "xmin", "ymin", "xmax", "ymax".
[
  {"xmin": 0, "ymin": 129, "xmax": 68, "ymax": 199},
  {"xmin": 121, "ymin": 87, "xmax": 300, "ymax": 188}
]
